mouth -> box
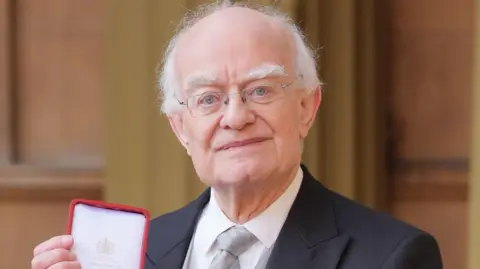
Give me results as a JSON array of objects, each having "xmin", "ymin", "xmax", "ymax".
[{"xmin": 215, "ymin": 137, "xmax": 269, "ymax": 151}]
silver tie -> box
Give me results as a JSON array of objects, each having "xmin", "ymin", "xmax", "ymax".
[{"xmin": 210, "ymin": 226, "xmax": 258, "ymax": 269}]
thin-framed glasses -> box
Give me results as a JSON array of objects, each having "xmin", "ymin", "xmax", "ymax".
[{"xmin": 177, "ymin": 74, "xmax": 303, "ymax": 117}]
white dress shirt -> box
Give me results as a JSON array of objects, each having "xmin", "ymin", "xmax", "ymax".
[{"xmin": 182, "ymin": 166, "xmax": 303, "ymax": 269}]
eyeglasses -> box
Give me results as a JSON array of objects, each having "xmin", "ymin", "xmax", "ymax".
[{"xmin": 177, "ymin": 75, "xmax": 303, "ymax": 117}]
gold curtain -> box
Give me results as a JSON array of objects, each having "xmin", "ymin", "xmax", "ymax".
[
  {"xmin": 105, "ymin": 0, "xmax": 383, "ymax": 219},
  {"xmin": 298, "ymin": 0, "xmax": 386, "ymax": 209},
  {"xmin": 105, "ymin": 0, "xmax": 198, "ymax": 215}
]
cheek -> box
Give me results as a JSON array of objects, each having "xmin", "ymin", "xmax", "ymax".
[
  {"xmin": 272, "ymin": 101, "xmax": 302, "ymax": 137},
  {"xmin": 255, "ymin": 117, "xmax": 296, "ymax": 156},
  {"xmin": 183, "ymin": 117, "xmax": 221, "ymax": 179},
  {"xmin": 183, "ymin": 117, "xmax": 218, "ymax": 151},
  {"xmin": 268, "ymin": 102, "xmax": 303, "ymax": 154}
]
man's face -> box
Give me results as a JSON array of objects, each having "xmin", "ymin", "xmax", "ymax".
[{"xmin": 168, "ymin": 8, "xmax": 321, "ymax": 188}]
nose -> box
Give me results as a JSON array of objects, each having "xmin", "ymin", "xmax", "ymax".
[{"xmin": 219, "ymin": 94, "xmax": 255, "ymax": 130}]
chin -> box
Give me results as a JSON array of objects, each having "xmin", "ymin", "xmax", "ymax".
[{"xmin": 214, "ymin": 159, "xmax": 274, "ymax": 186}]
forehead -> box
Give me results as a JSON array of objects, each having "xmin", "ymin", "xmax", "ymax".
[{"xmin": 174, "ymin": 8, "xmax": 296, "ymax": 89}]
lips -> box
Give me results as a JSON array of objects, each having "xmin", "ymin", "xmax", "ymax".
[{"xmin": 215, "ymin": 137, "xmax": 269, "ymax": 151}]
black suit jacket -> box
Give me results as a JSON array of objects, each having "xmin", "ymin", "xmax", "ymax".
[{"xmin": 144, "ymin": 165, "xmax": 443, "ymax": 269}]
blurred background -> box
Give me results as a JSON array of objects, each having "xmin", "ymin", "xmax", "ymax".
[{"xmin": 0, "ymin": 0, "xmax": 478, "ymax": 268}]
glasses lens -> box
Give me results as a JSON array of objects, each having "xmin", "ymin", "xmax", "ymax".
[
  {"xmin": 188, "ymin": 92, "xmax": 224, "ymax": 117},
  {"xmin": 185, "ymin": 82, "xmax": 288, "ymax": 117}
]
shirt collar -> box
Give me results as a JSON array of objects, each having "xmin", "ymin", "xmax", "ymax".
[
  {"xmin": 194, "ymin": 192, "xmax": 236, "ymax": 255},
  {"xmin": 196, "ymin": 166, "xmax": 303, "ymax": 254},
  {"xmin": 243, "ymin": 167, "xmax": 303, "ymax": 248}
]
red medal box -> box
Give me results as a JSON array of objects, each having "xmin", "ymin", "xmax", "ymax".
[{"xmin": 66, "ymin": 199, "xmax": 150, "ymax": 269}]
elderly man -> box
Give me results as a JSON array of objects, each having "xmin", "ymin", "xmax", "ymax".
[{"xmin": 31, "ymin": 2, "xmax": 443, "ymax": 269}]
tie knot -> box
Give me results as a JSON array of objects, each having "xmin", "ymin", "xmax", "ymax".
[{"xmin": 215, "ymin": 226, "xmax": 258, "ymax": 257}]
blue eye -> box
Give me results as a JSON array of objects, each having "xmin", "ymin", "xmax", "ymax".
[
  {"xmin": 197, "ymin": 94, "xmax": 220, "ymax": 106},
  {"xmin": 253, "ymin": 87, "xmax": 267, "ymax": 96}
]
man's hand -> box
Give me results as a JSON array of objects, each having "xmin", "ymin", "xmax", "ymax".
[{"xmin": 31, "ymin": 235, "xmax": 80, "ymax": 269}]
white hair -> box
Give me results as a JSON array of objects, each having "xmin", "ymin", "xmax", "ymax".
[{"xmin": 157, "ymin": 0, "xmax": 321, "ymax": 115}]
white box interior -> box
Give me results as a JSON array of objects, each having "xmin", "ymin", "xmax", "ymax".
[{"xmin": 70, "ymin": 203, "xmax": 147, "ymax": 269}]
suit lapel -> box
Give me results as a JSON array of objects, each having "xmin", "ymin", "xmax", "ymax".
[
  {"xmin": 152, "ymin": 239, "xmax": 192, "ymax": 269},
  {"xmin": 146, "ymin": 189, "xmax": 211, "ymax": 269},
  {"xmin": 266, "ymin": 231, "xmax": 350, "ymax": 269},
  {"xmin": 266, "ymin": 165, "xmax": 350, "ymax": 269}
]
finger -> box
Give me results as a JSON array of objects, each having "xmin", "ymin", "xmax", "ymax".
[
  {"xmin": 48, "ymin": 261, "xmax": 81, "ymax": 269},
  {"xmin": 34, "ymin": 235, "xmax": 73, "ymax": 256},
  {"xmin": 31, "ymin": 248, "xmax": 76, "ymax": 269}
]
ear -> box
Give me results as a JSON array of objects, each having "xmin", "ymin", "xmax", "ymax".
[
  {"xmin": 168, "ymin": 114, "xmax": 191, "ymax": 155},
  {"xmin": 299, "ymin": 86, "xmax": 322, "ymax": 139}
]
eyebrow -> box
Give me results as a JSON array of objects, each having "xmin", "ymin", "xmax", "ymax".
[
  {"xmin": 182, "ymin": 64, "xmax": 288, "ymax": 95},
  {"xmin": 242, "ymin": 64, "xmax": 288, "ymax": 81}
]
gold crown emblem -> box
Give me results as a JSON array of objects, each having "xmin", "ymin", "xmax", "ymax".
[{"xmin": 96, "ymin": 237, "xmax": 115, "ymax": 255}]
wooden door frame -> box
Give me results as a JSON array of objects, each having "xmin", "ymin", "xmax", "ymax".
[{"xmin": 468, "ymin": 1, "xmax": 480, "ymax": 267}]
